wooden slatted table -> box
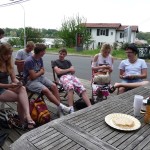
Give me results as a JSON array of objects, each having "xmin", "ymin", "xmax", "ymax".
[{"xmin": 10, "ymin": 84, "xmax": 150, "ymax": 150}]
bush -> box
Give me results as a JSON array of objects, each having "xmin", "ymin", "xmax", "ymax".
[
  {"xmin": 112, "ymin": 49, "xmax": 127, "ymax": 59},
  {"xmin": 121, "ymin": 43, "xmax": 129, "ymax": 50}
]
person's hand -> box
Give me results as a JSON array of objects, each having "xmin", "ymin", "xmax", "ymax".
[
  {"xmin": 101, "ymin": 65, "xmax": 107, "ymax": 69},
  {"xmin": 69, "ymin": 66, "xmax": 75, "ymax": 74},
  {"xmin": 17, "ymin": 81, "xmax": 23, "ymax": 87},
  {"xmin": 101, "ymin": 65, "xmax": 112, "ymax": 73},
  {"xmin": 120, "ymin": 73, "xmax": 127, "ymax": 79},
  {"xmin": 10, "ymin": 82, "xmax": 21, "ymax": 88},
  {"xmin": 40, "ymin": 68, "xmax": 45, "ymax": 75},
  {"xmin": 101, "ymin": 65, "xmax": 110, "ymax": 70},
  {"xmin": 106, "ymin": 66, "xmax": 112, "ymax": 71}
]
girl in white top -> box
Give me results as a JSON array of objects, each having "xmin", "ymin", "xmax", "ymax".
[{"xmin": 92, "ymin": 43, "xmax": 114, "ymax": 74}]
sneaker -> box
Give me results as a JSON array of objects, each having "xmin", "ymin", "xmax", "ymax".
[
  {"xmin": 70, "ymin": 108, "xmax": 74, "ymax": 114},
  {"xmin": 140, "ymin": 109, "xmax": 146, "ymax": 114},
  {"xmin": 57, "ymin": 107, "xmax": 65, "ymax": 118},
  {"xmin": 59, "ymin": 104, "xmax": 71, "ymax": 114}
]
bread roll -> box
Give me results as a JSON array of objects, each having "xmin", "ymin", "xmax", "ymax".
[{"xmin": 112, "ymin": 117, "xmax": 134, "ymax": 128}]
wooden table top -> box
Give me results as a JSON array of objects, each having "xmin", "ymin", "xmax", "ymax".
[{"xmin": 10, "ymin": 85, "xmax": 150, "ymax": 150}]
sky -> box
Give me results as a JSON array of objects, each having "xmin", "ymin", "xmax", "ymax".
[{"xmin": 0, "ymin": 0, "xmax": 150, "ymax": 32}]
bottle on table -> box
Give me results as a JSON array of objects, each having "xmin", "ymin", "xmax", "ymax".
[{"xmin": 144, "ymin": 98, "xmax": 150, "ymax": 123}]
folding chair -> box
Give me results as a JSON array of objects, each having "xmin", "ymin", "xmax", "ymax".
[
  {"xmin": 51, "ymin": 60, "xmax": 67, "ymax": 99},
  {"xmin": 91, "ymin": 60, "xmax": 111, "ymax": 103}
]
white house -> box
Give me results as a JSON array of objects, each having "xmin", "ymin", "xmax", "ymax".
[
  {"xmin": 43, "ymin": 38, "xmax": 55, "ymax": 48},
  {"xmin": 0, "ymin": 37, "xmax": 19, "ymax": 43},
  {"xmin": 85, "ymin": 23, "xmax": 138, "ymax": 49}
]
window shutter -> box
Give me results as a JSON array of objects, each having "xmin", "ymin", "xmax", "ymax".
[
  {"xmin": 106, "ymin": 29, "xmax": 109, "ymax": 36},
  {"xmin": 97, "ymin": 29, "xmax": 100, "ymax": 36}
]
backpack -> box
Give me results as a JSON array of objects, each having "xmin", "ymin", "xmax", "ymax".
[
  {"xmin": 29, "ymin": 98, "xmax": 51, "ymax": 126},
  {"xmin": 74, "ymin": 98, "xmax": 95, "ymax": 110}
]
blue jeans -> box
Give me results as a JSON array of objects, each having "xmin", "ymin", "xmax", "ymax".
[{"xmin": 121, "ymin": 78, "xmax": 142, "ymax": 83}]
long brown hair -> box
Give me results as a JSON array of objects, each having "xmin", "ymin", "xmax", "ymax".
[{"xmin": 0, "ymin": 43, "xmax": 13, "ymax": 74}]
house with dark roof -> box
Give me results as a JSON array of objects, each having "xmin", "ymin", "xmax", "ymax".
[{"xmin": 84, "ymin": 23, "xmax": 138, "ymax": 49}]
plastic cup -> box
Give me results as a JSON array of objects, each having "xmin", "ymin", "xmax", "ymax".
[{"xmin": 133, "ymin": 95, "xmax": 143, "ymax": 116}]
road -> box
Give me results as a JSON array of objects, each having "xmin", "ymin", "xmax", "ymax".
[{"xmin": 13, "ymin": 52, "xmax": 150, "ymax": 84}]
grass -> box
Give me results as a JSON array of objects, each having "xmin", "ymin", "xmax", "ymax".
[
  {"xmin": 47, "ymin": 48, "xmax": 127, "ymax": 59},
  {"xmin": 14, "ymin": 47, "xmax": 127, "ymax": 59}
]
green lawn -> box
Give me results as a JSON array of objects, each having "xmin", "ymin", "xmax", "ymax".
[
  {"xmin": 47, "ymin": 48, "xmax": 127, "ymax": 59},
  {"xmin": 14, "ymin": 47, "xmax": 127, "ymax": 59}
]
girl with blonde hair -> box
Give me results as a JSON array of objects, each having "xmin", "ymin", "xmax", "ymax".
[
  {"xmin": 92, "ymin": 43, "xmax": 113, "ymax": 74},
  {"xmin": 91, "ymin": 43, "xmax": 114, "ymax": 84},
  {"xmin": 0, "ymin": 43, "xmax": 35, "ymax": 129}
]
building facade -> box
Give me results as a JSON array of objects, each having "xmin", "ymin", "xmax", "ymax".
[{"xmin": 85, "ymin": 23, "xmax": 138, "ymax": 49}]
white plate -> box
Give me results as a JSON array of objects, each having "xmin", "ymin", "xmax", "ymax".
[{"xmin": 105, "ymin": 113, "xmax": 141, "ymax": 131}]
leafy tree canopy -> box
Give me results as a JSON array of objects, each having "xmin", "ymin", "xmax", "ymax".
[{"xmin": 58, "ymin": 14, "xmax": 91, "ymax": 48}]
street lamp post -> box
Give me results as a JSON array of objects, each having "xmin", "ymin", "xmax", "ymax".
[
  {"xmin": 19, "ymin": 3, "xmax": 26, "ymax": 48},
  {"xmin": 10, "ymin": 0, "xmax": 26, "ymax": 48}
]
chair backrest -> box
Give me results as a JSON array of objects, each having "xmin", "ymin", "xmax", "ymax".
[
  {"xmin": 51, "ymin": 60, "xmax": 67, "ymax": 97},
  {"xmin": 15, "ymin": 61, "xmax": 24, "ymax": 76},
  {"xmin": 51, "ymin": 60, "xmax": 57, "ymax": 83}
]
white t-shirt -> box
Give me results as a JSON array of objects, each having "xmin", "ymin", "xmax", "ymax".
[
  {"xmin": 15, "ymin": 49, "xmax": 32, "ymax": 60},
  {"xmin": 119, "ymin": 59, "xmax": 147, "ymax": 76},
  {"xmin": 92, "ymin": 53, "xmax": 113, "ymax": 69}
]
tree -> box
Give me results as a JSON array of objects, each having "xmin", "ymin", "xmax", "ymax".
[
  {"xmin": 8, "ymin": 38, "xmax": 21, "ymax": 47},
  {"xmin": 136, "ymin": 32, "xmax": 150, "ymax": 44},
  {"xmin": 58, "ymin": 15, "xmax": 91, "ymax": 48},
  {"xmin": 19, "ymin": 27, "xmax": 44, "ymax": 45},
  {"xmin": 41, "ymin": 28, "xmax": 58, "ymax": 38}
]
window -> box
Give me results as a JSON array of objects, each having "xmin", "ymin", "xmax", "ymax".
[
  {"xmin": 120, "ymin": 32, "xmax": 124, "ymax": 38},
  {"xmin": 106, "ymin": 29, "xmax": 109, "ymax": 36},
  {"xmin": 97, "ymin": 29, "xmax": 109, "ymax": 36},
  {"xmin": 87, "ymin": 28, "xmax": 91, "ymax": 35},
  {"xmin": 103, "ymin": 30, "xmax": 105, "ymax": 35},
  {"xmin": 111, "ymin": 32, "xmax": 113, "ymax": 35},
  {"xmin": 89, "ymin": 29, "xmax": 91, "ymax": 35},
  {"xmin": 97, "ymin": 29, "xmax": 100, "ymax": 36}
]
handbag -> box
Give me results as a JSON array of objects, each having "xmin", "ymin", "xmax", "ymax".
[{"xmin": 93, "ymin": 71, "xmax": 110, "ymax": 84}]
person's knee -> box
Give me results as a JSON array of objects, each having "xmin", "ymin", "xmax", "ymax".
[
  {"xmin": 68, "ymin": 89, "xmax": 74, "ymax": 94},
  {"xmin": 18, "ymin": 86, "xmax": 26, "ymax": 93},
  {"xmin": 66, "ymin": 85, "xmax": 74, "ymax": 92},
  {"xmin": 119, "ymin": 87, "xmax": 125, "ymax": 93},
  {"xmin": 42, "ymin": 87, "xmax": 51, "ymax": 94},
  {"xmin": 51, "ymin": 84, "xmax": 58, "ymax": 90},
  {"xmin": 142, "ymin": 81, "xmax": 149, "ymax": 85}
]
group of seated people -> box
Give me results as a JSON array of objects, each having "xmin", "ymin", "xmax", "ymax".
[
  {"xmin": 0, "ymin": 42, "xmax": 92, "ymax": 129},
  {"xmin": 0, "ymin": 41, "xmax": 149, "ymax": 129},
  {"xmin": 92, "ymin": 43, "xmax": 149, "ymax": 95}
]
